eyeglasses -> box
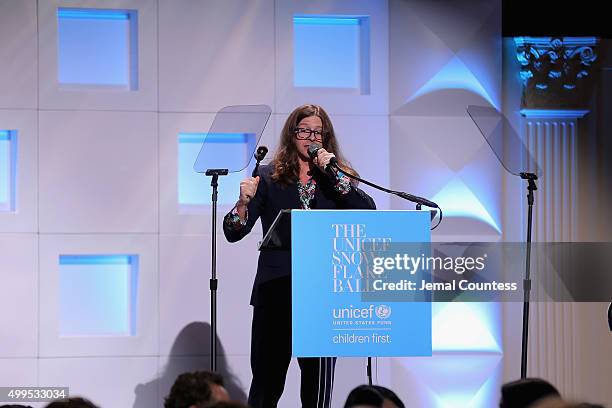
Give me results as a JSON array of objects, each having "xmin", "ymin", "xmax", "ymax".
[{"xmin": 294, "ymin": 128, "xmax": 324, "ymax": 141}]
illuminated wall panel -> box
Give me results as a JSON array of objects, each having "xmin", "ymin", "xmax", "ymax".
[
  {"xmin": 293, "ymin": 15, "xmax": 370, "ymax": 93},
  {"xmin": 57, "ymin": 8, "xmax": 138, "ymax": 89},
  {"xmin": 177, "ymin": 133, "xmax": 255, "ymax": 210},
  {"xmin": 0, "ymin": 130, "xmax": 17, "ymax": 212},
  {"xmin": 59, "ymin": 255, "xmax": 138, "ymax": 336}
]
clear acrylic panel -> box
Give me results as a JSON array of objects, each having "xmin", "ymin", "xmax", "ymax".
[
  {"xmin": 467, "ymin": 105, "xmax": 542, "ymax": 177},
  {"xmin": 193, "ymin": 105, "xmax": 272, "ymax": 174}
]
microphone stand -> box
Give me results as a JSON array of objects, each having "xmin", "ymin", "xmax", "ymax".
[
  {"xmin": 519, "ymin": 172, "xmax": 537, "ymax": 379},
  {"xmin": 329, "ymin": 162, "xmax": 442, "ymax": 385},
  {"xmin": 206, "ymin": 147, "xmax": 266, "ymax": 372},
  {"xmin": 205, "ymin": 168, "xmax": 229, "ymax": 372}
]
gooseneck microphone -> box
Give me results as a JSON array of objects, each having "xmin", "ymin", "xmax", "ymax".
[
  {"xmin": 393, "ymin": 191, "xmax": 439, "ymax": 209},
  {"xmin": 308, "ymin": 143, "xmax": 440, "ymax": 213},
  {"xmin": 252, "ymin": 145, "xmax": 268, "ymax": 177}
]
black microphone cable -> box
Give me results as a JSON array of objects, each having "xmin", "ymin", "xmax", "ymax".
[{"xmin": 307, "ymin": 143, "xmax": 443, "ymax": 230}]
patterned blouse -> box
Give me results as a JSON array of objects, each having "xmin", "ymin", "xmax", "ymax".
[{"xmin": 225, "ymin": 170, "xmax": 352, "ymax": 229}]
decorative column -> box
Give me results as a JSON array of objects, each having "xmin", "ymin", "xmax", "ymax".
[
  {"xmin": 513, "ymin": 37, "xmax": 598, "ymax": 398},
  {"xmin": 514, "ymin": 37, "xmax": 598, "ymax": 241},
  {"xmin": 515, "ymin": 37, "xmax": 598, "ymax": 109},
  {"xmin": 520, "ymin": 108, "xmax": 588, "ymax": 242}
]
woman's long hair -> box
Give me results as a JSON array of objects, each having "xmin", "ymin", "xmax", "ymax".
[{"xmin": 271, "ymin": 104, "xmax": 357, "ymax": 185}]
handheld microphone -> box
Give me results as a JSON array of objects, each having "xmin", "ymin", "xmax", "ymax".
[
  {"xmin": 307, "ymin": 143, "xmax": 321, "ymax": 160},
  {"xmin": 252, "ymin": 145, "xmax": 268, "ymax": 177},
  {"xmin": 307, "ymin": 143, "xmax": 338, "ymax": 178},
  {"xmin": 307, "ymin": 143, "xmax": 338, "ymax": 166}
]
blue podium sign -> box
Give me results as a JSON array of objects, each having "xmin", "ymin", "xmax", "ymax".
[{"xmin": 291, "ymin": 210, "xmax": 432, "ymax": 357}]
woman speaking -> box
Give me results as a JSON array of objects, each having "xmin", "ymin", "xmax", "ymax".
[{"xmin": 223, "ymin": 104, "xmax": 375, "ymax": 408}]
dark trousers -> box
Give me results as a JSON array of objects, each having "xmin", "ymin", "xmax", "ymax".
[{"xmin": 248, "ymin": 305, "xmax": 336, "ymax": 408}]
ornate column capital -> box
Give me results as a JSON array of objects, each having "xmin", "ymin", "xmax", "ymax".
[{"xmin": 514, "ymin": 37, "xmax": 599, "ymax": 109}]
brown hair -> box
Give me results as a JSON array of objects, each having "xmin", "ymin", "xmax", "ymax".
[{"xmin": 271, "ymin": 104, "xmax": 357, "ymax": 185}]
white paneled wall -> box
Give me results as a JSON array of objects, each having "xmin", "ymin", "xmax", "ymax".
[
  {"xmin": 38, "ymin": 111, "xmax": 159, "ymax": 233},
  {"xmin": 10, "ymin": 1, "xmax": 606, "ymax": 407},
  {"xmin": 38, "ymin": 234, "xmax": 159, "ymax": 357},
  {"xmin": 0, "ymin": 234, "xmax": 38, "ymax": 358},
  {"xmin": 275, "ymin": 0, "xmax": 389, "ymax": 115},
  {"xmin": 0, "ymin": 359, "xmax": 39, "ymax": 396},
  {"xmin": 389, "ymin": 115, "xmax": 504, "ymax": 240},
  {"xmin": 158, "ymin": 235, "xmax": 213, "ymax": 356},
  {"xmin": 0, "ymin": 0, "xmax": 38, "ymax": 109},
  {"xmin": 1, "ymin": 1, "xmax": 390, "ymax": 407},
  {"xmin": 158, "ymin": 0, "xmax": 275, "ymax": 112},
  {"xmin": 159, "ymin": 112, "xmax": 277, "ymax": 234},
  {"xmin": 38, "ymin": 0, "xmax": 159, "ymax": 111},
  {"xmin": 39, "ymin": 357, "xmax": 160, "ymax": 407},
  {"xmin": 387, "ymin": 2, "xmax": 506, "ymax": 407}
]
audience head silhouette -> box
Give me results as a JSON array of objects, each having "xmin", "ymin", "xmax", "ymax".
[
  {"xmin": 344, "ymin": 384, "xmax": 405, "ymax": 408},
  {"xmin": 500, "ymin": 378, "xmax": 561, "ymax": 408},
  {"xmin": 44, "ymin": 397, "xmax": 99, "ymax": 408},
  {"xmin": 164, "ymin": 370, "xmax": 230, "ymax": 408}
]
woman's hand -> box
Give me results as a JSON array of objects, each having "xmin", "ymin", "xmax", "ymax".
[
  {"xmin": 238, "ymin": 176, "xmax": 259, "ymax": 206},
  {"xmin": 313, "ymin": 148, "xmax": 336, "ymax": 172},
  {"xmin": 235, "ymin": 176, "xmax": 259, "ymax": 220}
]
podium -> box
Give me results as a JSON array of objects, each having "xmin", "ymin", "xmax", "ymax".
[{"xmin": 260, "ymin": 209, "xmax": 433, "ymax": 358}]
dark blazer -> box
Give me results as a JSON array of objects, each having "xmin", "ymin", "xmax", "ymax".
[{"xmin": 223, "ymin": 164, "xmax": 376, "ymax": 306}]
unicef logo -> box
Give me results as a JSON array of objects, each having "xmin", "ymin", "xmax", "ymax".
[{"xmin": 375, "ymin": 305, "xmax": 392, "ymax": 319}]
